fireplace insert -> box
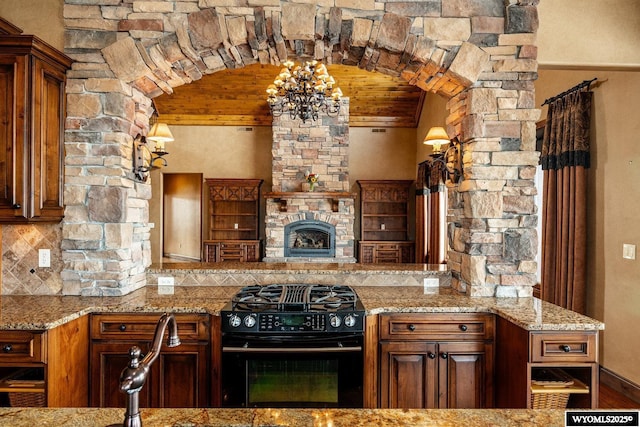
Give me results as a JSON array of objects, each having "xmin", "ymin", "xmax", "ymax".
[{"xmin": 284, "ymin": 220, "xmax": 335, "ymax": 258}]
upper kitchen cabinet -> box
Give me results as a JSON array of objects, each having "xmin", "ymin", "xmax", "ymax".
[{"xmin": 0, "ymin": 35, "xmax": 72, "ymax": 223}]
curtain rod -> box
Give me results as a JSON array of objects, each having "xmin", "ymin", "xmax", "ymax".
[{"xmin": 541, "ymin": 78, "xmax": 597, "ymax": 106}]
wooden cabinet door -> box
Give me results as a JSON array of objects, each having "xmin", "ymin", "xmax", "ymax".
[
  {"xmin": 437, "ymin": 341, "xmax": 493, "ymax": 409},
  {"xmin": 379, "ymin": 341, "xmax": 437, "ymax": 409},
  {"xmin": 30, "ymin": 56, "xmax": 66, "ymax": 220},
  {"xmin": 0, "ymin": 38, "xmax": 70, "ymax": 223},
  {"xmin": 0, "ymin": 54, "xmax": 27, "ymax": 220},
  {"xmin": 90, "ymin": 341, "xmax": 153, "ymax": 408},
  {"xmin": 152, "ymin": 343, "xmax": 209, "ymax": 408}
]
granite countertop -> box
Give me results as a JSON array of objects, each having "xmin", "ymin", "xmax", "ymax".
[
  {"xmin": 0, "ymin": 407, "xmax": 568, "ymax": 426},
  {"xmin": 0, "ymin": 285, "xmax": 603, "ymax": 331},
  {"xmin": 147, "ymin": 261, "xmax": 451, "ymax": 274}
]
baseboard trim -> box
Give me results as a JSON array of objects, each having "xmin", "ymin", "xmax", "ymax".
[{"xmin": 600, "ymin": 366, "xmax": 640, "ymax": 404}]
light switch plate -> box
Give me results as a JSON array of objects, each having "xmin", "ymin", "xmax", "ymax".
[
  {"xmin": 38, "ymin": 249, "xmax": 51, "ymax": 268},
  {"xmin": 623, "ymin": 244, "xmax": 636, "ymax": 260}
]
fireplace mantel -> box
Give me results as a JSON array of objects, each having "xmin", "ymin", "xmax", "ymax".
[{"xmin": 265, "ymin": 192, "xmax": 356, "ymax": 213}]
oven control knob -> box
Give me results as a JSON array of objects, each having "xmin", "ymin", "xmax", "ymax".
[
  {"xmin": 244, "ymin": 315, "xmax": 256, "ymax": 328},
  {"xmin": 329, "ymin": 314, "xmax": 342, "ymax": 328},
  {"xmin": 344, "ymin": 314, "xmax": 357, "ymax": 328},
  {"xmin": 228, "ymin": 314, "xmax": 242, "ymax": 328}
]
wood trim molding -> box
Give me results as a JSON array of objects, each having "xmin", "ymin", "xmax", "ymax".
[
  {"xmin": 0, "ymin": 17, "xmax": 23, "ymax": 35},
  {"xmin": 600, "ymin": 366, "xmax": 640, "ymax": 405}
]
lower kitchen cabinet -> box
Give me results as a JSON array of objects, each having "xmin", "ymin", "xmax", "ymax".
[
  {"xmin": 90, "ymin": 313, "xmax": 210, "ymax": 408},
  {"xmin": 378, "ymin": 313, "xmax": 494, "ymax": 409},
  {"xmin": 0, "ymin": 316, "xmax": 89, "ymax": 407},
  {"xmin": 495, "ymin": 316, "xmax": 599, "ymax": 409}
]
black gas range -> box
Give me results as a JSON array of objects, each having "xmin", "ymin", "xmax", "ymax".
[
  {"xmin": 220, "ymin": 283, "xmax": 366, "ymax": 335},
  {"xmin": 220, "ymin": 284, "xmax": 366, "ymax": 408}
]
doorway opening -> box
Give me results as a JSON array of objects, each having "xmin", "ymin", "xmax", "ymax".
[{"xmin": 163, "ymin": 173, "xmax": 203, "ymax": 261}]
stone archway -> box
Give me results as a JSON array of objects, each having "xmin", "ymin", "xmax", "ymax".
[
  {"xmin": 63, "ymin": 1, "xmax": 540, "ymax": 297},
  {"xmin": 100, "ymin": 6, "xmax": 486, "ymax": 103}
]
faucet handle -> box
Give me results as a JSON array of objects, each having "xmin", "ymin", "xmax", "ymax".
[{"xmin": 128, "ymin": 346, "xmax": 142, "ymax": 368}]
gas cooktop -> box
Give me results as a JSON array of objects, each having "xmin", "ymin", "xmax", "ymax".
[{"xmin": 221, "ymin": 284, "xmax": 365, "ymax": 334}]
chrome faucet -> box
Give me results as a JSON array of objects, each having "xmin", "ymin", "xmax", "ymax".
[{"xmin": 118, "ymin": 313, "xmax": 181, "ymax": 427}]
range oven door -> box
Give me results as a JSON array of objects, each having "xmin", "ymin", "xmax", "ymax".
[{"xmin": 221, "ymin": 334, "xmax": 364, "ymax": 408}]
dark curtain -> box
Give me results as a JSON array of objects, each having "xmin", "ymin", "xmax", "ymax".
[
  {"xmin": 416, "ymin": 159, "xmax": 447, "ymax": 265},
  {"xmin": 540, "ymin": 89, "xmax": 592, "ymax": 314}
]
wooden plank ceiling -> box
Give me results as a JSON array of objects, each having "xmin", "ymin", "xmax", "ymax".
[{"xmin": 153, "ymin": 63, "xmax": 425, "ymax": 128}]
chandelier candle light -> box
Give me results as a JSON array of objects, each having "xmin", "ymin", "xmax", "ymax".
[{"xmin": 266, "ymin": 60, "xmax": 342, "ymax": 123}]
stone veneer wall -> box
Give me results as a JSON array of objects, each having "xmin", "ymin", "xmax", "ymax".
[
  {"xmin": 54, "ymin": 0, "xmax": 540, "ymax": 297},
  {"xmin": 271, "ymin": 99, "xmax": 349, "ymax": 192}
]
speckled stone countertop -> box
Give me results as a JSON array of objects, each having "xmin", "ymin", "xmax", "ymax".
[
  {"xmin": 0, "ymin": 407, "xmax": 568, "ymax": 426},
  {"xmin": 148, "ymin": 261, "xmax": 451, "ymax": 274},
  {"xmin": 0, "ymin": 285, "xmax": 603, "ymax": 331}
]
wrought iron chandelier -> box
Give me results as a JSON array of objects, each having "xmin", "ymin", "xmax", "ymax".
[{"xmin": 266, "ymin": 60, "xmax": 343, "ymax": 123}]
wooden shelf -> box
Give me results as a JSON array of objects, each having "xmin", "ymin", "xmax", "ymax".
[
  {"xmin": 357, "ymin": 180, "xmax": 413, "ymax": 263},
  {"xmin": 205, "ymin": 179, "xmax": 263, "ymax": 262},
  {"xmin": 265, "ymin": 191, "xmax": 356, "ymax": 199},
  {"xmin": 531, "ymin": 377, "xmax": 590, "ymax": 395},
  {"xmin": 265, "ymin": 192, "xmax": 356, "ymax": 213}
]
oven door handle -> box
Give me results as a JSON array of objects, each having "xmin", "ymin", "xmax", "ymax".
[{"xmin": 222, "ymin": 345, "xmax": 362, "ymax": 353}]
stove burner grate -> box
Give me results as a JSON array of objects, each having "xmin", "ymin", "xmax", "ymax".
[{"xmin": 231, "ymin": 284, "xmax": 358, "ymax": 312}]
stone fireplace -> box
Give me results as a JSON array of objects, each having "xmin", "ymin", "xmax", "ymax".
[{"xmin": 264, "ymin": 99, "xmax": 356, "ymax": 262}]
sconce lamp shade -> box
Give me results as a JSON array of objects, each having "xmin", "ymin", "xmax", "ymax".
[
  {"xmin": 147, "ymin": 123, "xmax": 174, "ymax": 144},
  {"xmin": 423, "ymin": 126, "xmax": 450, "ymax": 153}
]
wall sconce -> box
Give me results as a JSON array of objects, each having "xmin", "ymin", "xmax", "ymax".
[
  {"xmin": 132, "ymin": 123, "xmax": 174, "ymax": 182},
  {"xmin": 423, "ymin": 126, "xmax": 450, "ymax": 154},
  {"xmin": 423, "ymin": 127, "xmax": 464, "ymax": 184}
]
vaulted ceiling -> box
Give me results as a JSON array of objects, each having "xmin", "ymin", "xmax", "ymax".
[{"xmin": 153, "ymin": 63, "xmax": 426, "ymax": 128}]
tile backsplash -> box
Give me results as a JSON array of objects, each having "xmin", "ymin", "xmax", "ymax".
[{"xmin": 1, "ymin": 224, "xmax": 63, "ymax": 295}]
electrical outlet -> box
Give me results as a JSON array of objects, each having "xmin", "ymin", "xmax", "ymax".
[
  {"xmin": 158, "ymin": 276, "xmax": 175, "ymax": 294},
  {"xmin": 423, "ymin": 277, "xmax": 439, "ymax": 294},
  {"xmin": 623, "ymin": 244, "xmax": 636, "ymax": 260},
  {"xmin": 38, "ymin": 249, "xmax": 51, "ymax": 268}
]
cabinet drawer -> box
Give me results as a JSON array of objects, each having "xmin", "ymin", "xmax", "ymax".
[
  {"xmin": 530, "ymin": 331, "xmax": 597, "ymax": 362},
  {"xmin": 376, "ymin": 244, "xmax": 399, "ymax": 251},
  {"xmin": 380, "ymin": 313, "xmax": 494, "ymax": 341},
  {"xmin": 0, "ymin": 331, "xmax": 45, "ymax": 363},
  {"xmin": 376, "ymin": 251, "xmax": 399, "ymax": 262},
  {"xmin": 91, "ymin": 314, "xmax": 209, "ymax": 341},
  {"xmin": 220, "ymin": 242, "xmax": 242, "ymax": 250}
]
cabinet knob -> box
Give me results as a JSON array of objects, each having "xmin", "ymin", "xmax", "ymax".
[
  {"xmin": 119, "ymin": 324, "xmax": 127, "ymax": 332},
  {"xmin": 459, "ymin": 324, "xmax": 468, "ymax": 332},
  {"xmin": 11, "ymin": 204, "xmax": 21, "ymax": 209},
  {"xmin": 560, "ymin": 344, "xmax": 571, "ymax": 353},
  {"xmin": 408, "ymin": 324, "xmax": 416, "ymax": 332},
  {"xmin": 428, "ymin": 352, "xmax": 436, "ymax": 359},
  {"xmin": 3, "ymin": 344, "xmax": 12, "ymax": 353},
  {"xmin": 440, "ymin": 352, "xmax": 448, "ymax": 359}
]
